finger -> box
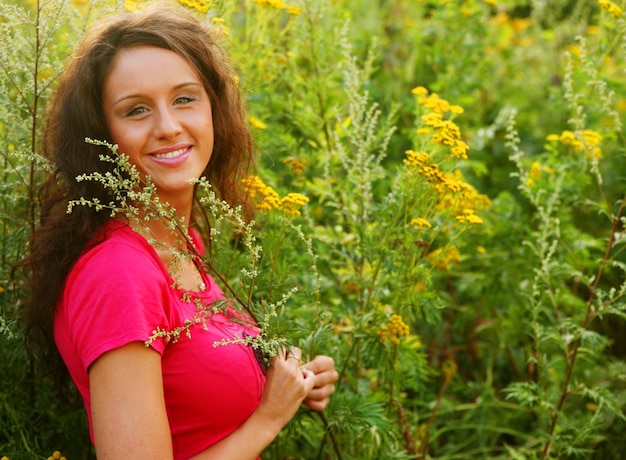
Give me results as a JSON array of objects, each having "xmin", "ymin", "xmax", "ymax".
[
  {"xmin": 301, "ymin": 355, "xmax": 334, "ymax": 374},
  {"xmin": 304, "ymin": 397, "xmax": 330, "ymax": 412},
  {"xmin": 286, "ymin": 347, "xmax": 303, "ymax": 363},
  {"xmin": 306, "ymin": 384, "xmax": 336, "ymax": 401},
  {"xmin": 301, "ymin": 367, "xmax": 317, "ymax": 392},
  {"xmin": 310, "ymin": 369, "xmax": 339, "ymax": 387}
]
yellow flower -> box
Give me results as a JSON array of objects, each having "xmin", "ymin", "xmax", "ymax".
[
  {"xmin": 566, "ymin": 44, "xmax": 581, "ymax": 55},
  {"xmin": 254, "ymin": 0, "xmax": 287, "ymax": 9},
  {"xmin": 124, "ymin": 0, "xmax": 146, "ymax": 12},
  {"xmin": 587, "ymin": 25, "xmax": 600, "ymax": 35},
  {"xmin": 529, "ymin": 161, "xmax": 542, "ymax": 179},
  {"xmin": 178, "ymin": 0, "xmax": 212, "ymax": 13},
  {"xmin": 428, "ymin": 246, "xmax": 460, "ymax": 271},
  {"xmin": 555, "ymin": 130, "xmax": 603, "ymax": 159},
  {"xmin": 242, "ymin": 176, "xmax": 309, "ymax": 216},
  {"xmin": 449, "ymin": 105, "xmax": 464, "ymax": 115},
  {"xmin": 411, "ymin": 86, "xmax": 429, "ymax": 96},
  {"xmin": 287, "ymin": 5, "xmax": 302, "ymax": 15},
  {"xmin": 249, "ymin": 117, "xmax": 267, "ymax": 130},
  {"xmin": 403, "ymin": 150, "xmax": 430, "ymax": 168},
  {"xmin": 546, "ymin": 134, "xmax": 560, "ymax": 142},
  {"xmin": 450, "ymin": 140, "xmax": 469, "ymax": 159},
  {"xmin": 598, "ymin": 0, "xmax": 623, "ymax": 18},
  {"xmin": 280, "ymin": 193, "xmax": 310, "ymax": 217},
  {"xmin": 378, "ymin": 314, "xmax": 410, "ymax": 345},
  {"xmin": 560, "ymin": 130, "xmax": 576, "ymax": 146},
  {"xmin": 455, "ymin": 209, "xmax": 483, "ymax": 225},
  {"xmin": 283, "ymin": 157, "xmax": 307, "ymax": 175},
  {"xmin": 421, "ymin": 111, "xmax": 444, "ymax": 128},
  {"xmin": 410, "ymin": 218, "xmax": 432, "ymax": 229},
  {"xmin": 420, "ymin": 93, "xmax": 452, "ymax": 114}
]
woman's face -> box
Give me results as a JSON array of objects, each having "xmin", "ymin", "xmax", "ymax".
[{"xmin": 102, "ymin": 45, "xmax": 214, "ymax": 208}]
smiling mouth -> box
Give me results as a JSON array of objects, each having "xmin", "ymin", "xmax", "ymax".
[{"xmin": 152, "ymin": 147, "xmax": 188, "ymax": 159}]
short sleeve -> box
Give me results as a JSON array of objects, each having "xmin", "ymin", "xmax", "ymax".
[{"xmin": 61, "ymin": 233, "xmax": 172, "ymax": 371}]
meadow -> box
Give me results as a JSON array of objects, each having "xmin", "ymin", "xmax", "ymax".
[{"xmin": 1, "ymin": 0, "xmax": 625, "ymax": 458}]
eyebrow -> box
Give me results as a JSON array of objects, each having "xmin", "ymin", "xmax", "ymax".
[{"xmin": 111, "ymin": 82, "xmax": 204, "ymax": 106}]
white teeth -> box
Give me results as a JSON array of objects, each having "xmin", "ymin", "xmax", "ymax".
[{"xmin": 153, "ymin": 147, "xmax": 187, "ymax": 159}]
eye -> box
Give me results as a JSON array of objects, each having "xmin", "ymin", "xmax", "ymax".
[
  {"xmin": 124, "ymin": 105, "xmax": 149, "ymax": 117},
  {"xmin": 174, "ymin": 94, "xmax": 198, "ymax": 105}
]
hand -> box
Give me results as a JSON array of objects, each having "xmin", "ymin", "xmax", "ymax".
[
  {"xmin": 301, "ymin": 355, "xmax": 338, "ymax": 411},
  {"xmin": 255, "ymin": 347, "xmax": 316, "ymax": 429}
]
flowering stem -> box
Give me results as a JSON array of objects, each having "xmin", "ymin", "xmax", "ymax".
[{"xmin": 541, "ymin": 197, "xmax": 625, "ymax": 459}]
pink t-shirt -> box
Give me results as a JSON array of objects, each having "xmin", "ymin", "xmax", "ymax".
[{"xmin": 54, "ymin": 220, "xmax": 266, "ymax": 459}]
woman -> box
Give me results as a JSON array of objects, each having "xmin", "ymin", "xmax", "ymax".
[{"xmin": 21, "ymin": 4, "xmax": 337, "ymax": 459}]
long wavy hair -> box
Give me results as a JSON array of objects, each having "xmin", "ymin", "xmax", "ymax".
[{"xmin": 20, "ymin": 4, "xmax": 254, "ymax": 388}]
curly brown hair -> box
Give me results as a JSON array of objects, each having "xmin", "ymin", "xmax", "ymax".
[{"xmin": 20, "ymin": 4, "xmax": 254, "ymax": 388}]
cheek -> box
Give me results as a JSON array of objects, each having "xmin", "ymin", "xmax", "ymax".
[{"xmin": 108, "ymin": 123, "xmax": 141, "ymax": 157}]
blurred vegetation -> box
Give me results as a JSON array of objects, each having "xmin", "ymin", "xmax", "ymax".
[{"xmin": 1, "ymin": 0, "xmax": 625, "ymax": 458}]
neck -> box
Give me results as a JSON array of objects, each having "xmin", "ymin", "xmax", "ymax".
[{"xmin": 133, "ymin": 204, "xmax": 193, "ymax": 251}]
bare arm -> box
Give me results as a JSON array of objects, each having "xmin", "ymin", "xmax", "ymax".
[{"xmin": 89, "ymin": 343, "xmax": 315, "ymax": 460}]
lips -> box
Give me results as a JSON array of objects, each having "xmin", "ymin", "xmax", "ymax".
[
  {"xmin": 149, "ymin": 145, "xmax": 192, "ymax": 166},
  {"xmin": 153, "ymin": 147, "xmax": 188, "ymax": 159}
]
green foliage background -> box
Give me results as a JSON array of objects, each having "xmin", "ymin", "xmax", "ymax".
[{"xmin": 1, "ymin": 0, "xmax": 625, "ymax": 458}]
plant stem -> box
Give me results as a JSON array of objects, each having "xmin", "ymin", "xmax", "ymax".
[
  {"xmin": 421, "ymin": 360, "xmax": 455, "ymax": 458},
  {"xmin": 541, "ymin": 198, "xmax": 625, "ymax": 459},
  {"xmin": 318, "ymin": 411, "xmax": 343, "ymax": 460}
]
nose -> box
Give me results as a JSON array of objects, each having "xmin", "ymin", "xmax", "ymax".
[{"xmin": 153, "ymin": 105, "xmax": 182, "ymax": 139}]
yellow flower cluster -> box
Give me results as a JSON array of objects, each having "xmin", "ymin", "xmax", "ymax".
[
  {"xmin": 439, "ymin": 176, "xmax": 490, "ymax": 224},
  {"xmin": 253, "ymin": 0, "xmax": 302, "ymax": 14},
  {"xmin": 283, "ymin": 157, "xmax": 307, "ymax": 175},
  {"xmin": 242, "ymin": 175, "xmax": 309, "ymax": 217},
  {"xmin": 428, "ymin": 246, "xmax": 460, "ymax": 271},
  {"xmin": 281, "ymin": 193, "xmax": 310, "ymax": 216},
  {"xmin": 489, "ymin": 12, "xmax": 535, "ymax": 48},
  {"xmin": 47, "ymin": 452, "xmax": 67, "ymax": 460},
  {"xmin": 378, "ymin": 314, "xmax": 410, "ymax": 345},
  {"xmin": 547, "ymin": 130, "xmax": 603, "ymax": 160},
  {"xmin": 403, "ymin": 149, "xmax": 430, "ymax": 168},
  {"xmin": 526, "ymin": 160, "xmax": 543, "ymax": 186},
  {"xmin": 410, "ymin": 217, "xmax": 432, "ymax": 229},
  {"xmin": 598, "ymin": 0, "xmax": 624, "ymax": 18},
  {"xmin": 5, "ymin": 452, "xmax": 68, "ymax": 460},
  {"xmin": 529, "ymin": 161, "xmax": 542, "ymax": 179},
  {"xmin": 211, "ymin": 17, "xmax": 229, "ymax": 35},
  {"xmin": 404, "ymin": 151, "xmax": 488, "ymax": 225},
  {"xmin": 124, "ymin": 0, "xmax": 146, "ymax": 12},
  {"xmin": 178, "ymin": 0, "xmax": 212, "ymax": 13},
  {"xmin": 455, "ymin": 208, "xmax": 483, "ymax": 225},
  {"xmin": 412, "ymin": 87, "xmax": 469, "ymax": 160},
  {"xmin": 249, "ymin": 117, "xmax": 267, "ymax": 130}
]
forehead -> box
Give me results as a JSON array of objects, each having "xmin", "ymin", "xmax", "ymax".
[{"xmin": 104, "ymin": 45, "xmax": 202, "ymax": 95}]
